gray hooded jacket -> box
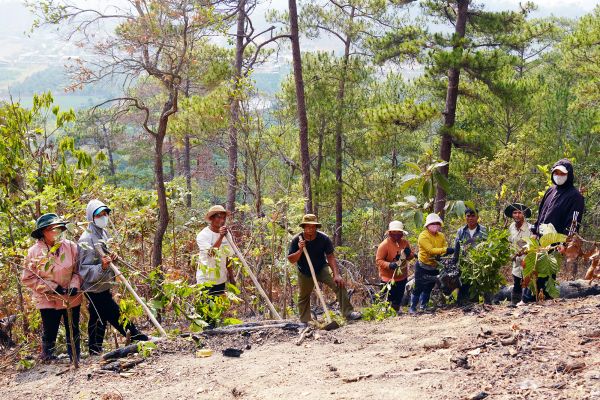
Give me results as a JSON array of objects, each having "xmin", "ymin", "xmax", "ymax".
[{"xmin": 78, "ymin": 199, "xmax": 116, "ymax": 293}]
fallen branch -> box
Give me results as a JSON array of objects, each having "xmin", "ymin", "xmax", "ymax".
[
  {"xmin": 295, "ymin": 326, "xmax": 314, "ymax": 346},
  {"xmin": 101, "ymin": 358, "xmax": 145, "ymax": 372},
  {"xmin": 102, "ymin": 338, "xmax": 161, "ymax": 360},
  {"xmin": 203, "ymin": 322, "xmax": 305, "ymax": 335}
]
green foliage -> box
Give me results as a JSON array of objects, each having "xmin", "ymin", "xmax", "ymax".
[
  {"xmin": 137, "ymin": 341, "xmax": 157, "ymax": 358},
  {"xmin": 361, "ymin": 291, "xmax": 396, "ymax": 322},
  {"xmin": 149, "ymin": 276, "xmax": 241, "ymax": 331},
  {"xmin": 459, "ymin": 229, "xmax": 511, "ymax": 299},
  {"xmin": 118, "ymin": 298, "xmax": 144, "ymax": 330}
]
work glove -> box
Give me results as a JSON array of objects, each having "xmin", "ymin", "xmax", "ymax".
[
  {"xmin": 445, "ymin": 247, "xmax": 455, "ymax": 255},
  {"xmin": 403, "ymin": 247, "xmax": 411, "ymax": 258},
  {"xmin": 55, "ymin": 285, "xmax": 67, "ymax": 295},
  {"xmin": 388, "ymin": 262, "xmax": 399, "ymax": 270}
]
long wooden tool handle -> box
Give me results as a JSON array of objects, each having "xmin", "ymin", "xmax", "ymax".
[
  {"xmin": 226, "ymin": 232, "xmax": 283, "ymax": 320},
  {"xmin": 95, "ymin": 245, "xmax": 167, "ymax": 337},
  {"xmin": 300, "ymin": 237, "xmax": 332, "ymax": 323}
]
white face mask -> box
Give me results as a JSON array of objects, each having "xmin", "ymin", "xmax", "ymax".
[
  {"xmin": 94, "ymin": 215, "xmax": 109, "ymax": 229},
  {"xmin": 553, "ymin": 174, "xmax": 568, "ymax": 186}
]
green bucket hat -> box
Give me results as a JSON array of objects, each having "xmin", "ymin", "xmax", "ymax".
[
  {"xmin": 299, "ymin": 214, "xmax": 322, "ymax": 228},
  {"xmin": 31, "ymin": 213, "xmax": 68, "ymax": 239}
]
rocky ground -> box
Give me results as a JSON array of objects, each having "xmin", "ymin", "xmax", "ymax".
[{"xmin": 1, "ymin": 296, "xmax": 599, "ymax": 400}]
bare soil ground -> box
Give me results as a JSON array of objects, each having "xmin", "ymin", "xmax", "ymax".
[{"xmin": 1, "ymin": 296, "xmax": 599, "ymax": 400}]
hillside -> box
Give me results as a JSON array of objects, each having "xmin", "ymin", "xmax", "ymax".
[{"xmin": 1, "ymin": 296, "xmax": 599, "ymax": 400}]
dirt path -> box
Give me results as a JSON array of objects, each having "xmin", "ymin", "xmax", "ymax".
[{"xmin": 1, "ymin": 296, "xmax": 599, "ymax": 400}]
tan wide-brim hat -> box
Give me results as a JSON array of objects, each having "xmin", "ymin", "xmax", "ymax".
[
  {"xmin": 205, "ymin": 205, "xmax": 229, "ymax": 222},
  {"xmin": 299, "ymin": 214, "xmax": 322, "ymax": 228},
  {"xmin": 387, "ymin": 220, "xmax": 408, "ymax": 235}
]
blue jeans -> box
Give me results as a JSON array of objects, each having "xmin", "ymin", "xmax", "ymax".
[{"xmin": 411, "ymin": 262, "xmax": 438, "ymax": 309}]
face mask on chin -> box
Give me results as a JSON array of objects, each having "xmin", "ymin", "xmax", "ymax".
[
  {"xmin": 553, "ymin": 174, "xmax": 568, "ymax": 186},
  {"xmin": 94, "ymin": 215, "xmax": 109, "ymax": 229}
]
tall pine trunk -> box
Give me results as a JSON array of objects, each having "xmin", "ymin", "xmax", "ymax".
[
  {"xmin": 333, "ymin": 9, "xmax": 354, "ymax": 246},
  {"xmin": 288, "ymin": 0, "xmax": 313, "ymax": 214},
  {"xmin": 227, "ymin": 0, "xmax": 246, "ymax": 214},
  {"xmin": 152, "ymin": 111, "xmax": 171, "ymax": 272},
  {"xmin": 184, "ymin": 134, "xmax": 192, "ymax": 207},
  {"xmin": 434, "ymin": 0, "xmax": 469, "ymax": 214}
]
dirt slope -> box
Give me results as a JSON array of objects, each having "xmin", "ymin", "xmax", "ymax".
[{"xmin": 1, "ymin": 296, "xmax": 599, "ymax": 400}]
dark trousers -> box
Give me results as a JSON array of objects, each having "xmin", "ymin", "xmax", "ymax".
[
  {"xmin": 411, "ymin": 263, "xmax": 439, "ymax": 309},
  {"xmin": 382, "ymin": 279, "xmax": 407, "ymax": 310},
  {"xmin": 207, "ymin": 282, "xmax": 226, "ymax": 296},
  {"xmin": 523, "ymin": 275, "xmax": 554, "ymax": 302},
  {"xmin": 40, "ymin": 306, "xmax": 81, "ymax": 360},
  {"xmin": 512, "ymin": 275, "xmax": 523, "ymax": 303},
  {"xmin": 86, "ymin": 290, "xmax": 137, "ymax": 354}
]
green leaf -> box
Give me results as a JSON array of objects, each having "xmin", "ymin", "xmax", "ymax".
[
  {"xmin": 545, "ymin": 276, "xmax": 560, "ymax": 299},
  {"xmin": 414, "ymin": 210, "xmax": 423, "ymax": 228},
  {"xmin": 433, "ymin": 171, "xmax": 450, "ymax": 194},
  {"xmin": 453, "ymin": 200, "xmax": 466, "ymax": 217},
  {"xmin": 540, "ymin": 233, "xmax": 567, "ymax": 247}
]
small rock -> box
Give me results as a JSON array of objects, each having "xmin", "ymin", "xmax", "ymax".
[
  {"xmin": 500, "ymin": 336, "xmax": 518, "ymax": 346},
  {"xmin": 469, "ymin": 391, "xmax": 488, "ymax": 400},
  {"xmin": 450, "ymin": 355, "xmax": 469, "ymax": 369},
  {"xmin": 518, "ymin": 379, "xmax": 539, "ymax": 390},
  {"xmin": 583, "ymin": 370, "xmax": 600, "ymax": 380},
  {"xmin": 467, "ymin": 348, "xmax": 481, "ymax": 356},
  {"xmin": 557, "ymin": 360, "xmax": 586, "ymax": 373}
]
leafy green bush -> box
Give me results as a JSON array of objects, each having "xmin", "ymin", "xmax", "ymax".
[
  {"xmin": 522, "ymin": 232, "xmax": 566, "ymax": 299},
  {"xmin": 361, "ymin": 291, "xmax": 397, "ymax": 321},
  {"xmin": 459, "ymin": 228, "xmax": 511, "ymax": 299}
]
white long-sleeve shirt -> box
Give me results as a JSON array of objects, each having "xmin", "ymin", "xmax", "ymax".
[
  {"xmin": 508, "ymin": 221, "xmax": 532, "ymax": 278},
  {"xmin": 196, "ymin": 226, "xmax": 232, "ymax": 285}
]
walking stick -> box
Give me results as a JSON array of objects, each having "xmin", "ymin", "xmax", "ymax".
[
  {"xmin": 95, "ymin": 244, "xmax": 167, "ymax": 337},
  {"xmin": 300, "ymin": 235, "xmax": 340, "ymax": 331},
  {"xmin": 226, "ymin": 232, "xmax": 283, "ymax": 320}
]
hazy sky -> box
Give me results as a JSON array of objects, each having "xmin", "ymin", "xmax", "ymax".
[{"xmin": 0, "ymin": 0, "xmax": 597, "ymax": 61}]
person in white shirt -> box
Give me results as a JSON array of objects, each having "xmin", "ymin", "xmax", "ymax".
[
  {"xmin": 196, "ymin": 205, "xmax": 236, "ymax": 295},
  {"xmin": 505, "ymin": 203, "xmax": 532, "ymax": 305}
]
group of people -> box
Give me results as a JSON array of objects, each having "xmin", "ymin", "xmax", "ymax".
[
  {"xmin": 22, "ymin": 159, "xmax": 584, "ymax": 361},
  {"xmin": 374, "ymin": 158, "xmax": 585, "ymax": 314},
  {"xmin": 23, "ymin": 200, "xmax": 148, "ymax": 362}
]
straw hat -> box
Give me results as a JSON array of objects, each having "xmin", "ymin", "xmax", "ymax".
[{"xmin": 204, "ymin": 205, "xmax": 229, "ymax": 222}]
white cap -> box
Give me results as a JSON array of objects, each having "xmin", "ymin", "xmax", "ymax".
[
  {"xmin": 552, "ymin": 165, "xmax": 568, "ymax": 174},
  {"xmin": 424, "ymin": 213, "xmax": 444, "ymax": 228},
  {"xmin": 387, "ymin": 220, "xmax": 408, "ymax": 235}
]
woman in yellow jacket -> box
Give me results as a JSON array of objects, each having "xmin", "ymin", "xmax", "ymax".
[{"xmin": 409, "ymin": 213, "xmax": 454, "ymax": 314}]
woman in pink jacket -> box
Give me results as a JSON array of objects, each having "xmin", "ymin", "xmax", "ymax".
[{"xmin": 22, "ymin": 213, "xmax": 83, "ymax": 361}]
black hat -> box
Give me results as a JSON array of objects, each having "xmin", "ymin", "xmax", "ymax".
[
  {"xmin": 464, "ymin": 207, "xmax": 479, "ymax": 216},
  {"xmin": 31, "ymin": 213, "xmax": 67, "ymax": 239},
  {"xmin": 504, "ymin": 203, "xmax": 532, "ymax": 219}
]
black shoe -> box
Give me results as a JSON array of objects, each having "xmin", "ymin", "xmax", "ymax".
[{"xmin": 130, "ymin": 333, "xmax": 149, "ymax": 342}]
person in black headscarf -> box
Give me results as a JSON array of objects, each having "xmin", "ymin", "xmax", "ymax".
[
  {"xmin": 527, "ymin": 159, "xmax": 584, "ymax": 301},
  {"xmin": 532, "ymin": 159, "xmax": 584, "ymax": 237}
]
